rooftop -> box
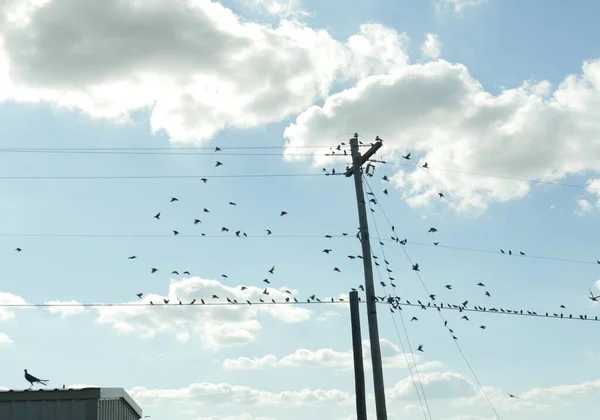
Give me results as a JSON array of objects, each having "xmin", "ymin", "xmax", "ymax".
[{"xmin": 0, "ymin": 387, "xmax": 142, "ymax": 417}]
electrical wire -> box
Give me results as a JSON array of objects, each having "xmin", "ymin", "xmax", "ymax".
[
  {"xmin": 0, "ymin": 173, "xmax": 346, "ymax": 180},
  {"xmin": 2, "ymin": 299, "xmax": 598, "ymax": 323},
  {"xmin": 365, "ymin": 178, "xmax": 432, "ymax": 420},
  {"xmin": 0, "ymin": 230, "xmax": 596, "ymax": 267},
  {"xmin": 0, "ymin": 150, "xmax": 356, "ymax": 157},
  {"xmin": 370, "ymin": 242, "xmax": 432, "ymax": 420},
  {"xmin": 364, "ymin": 178, "xmax": 502, "ymax": 420},
  {"xmin": 377, "ymin": 238, "xmax": 600, "ymax": 267},
  {"xmin": 0, "ymin": 145, "xmax": 370, "ymax": 151},
  {"xmin": 0, "ymin": 141, "xmax": 589, "ymax": 190},
  {"xmin": 393, "ymin": 162, "xmax": 586, "ymax": 190}
]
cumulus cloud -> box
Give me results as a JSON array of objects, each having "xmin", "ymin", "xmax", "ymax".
[
  {"xmin": 0, "ymin": 292, "xmax": 30, "ymax": 320},
  {"xmin": 435, "ymin": 0, "xmax": 487, "ymax": 13},
  {"xmin": 0, "ymin": 332, "xmax": 13, "ymax": 346},
  {"xmin": 316, "ymin": 310, "xmax": 341, "ymax": 322},
  {"xmin": 129, "ymin": 382, "xmax": 353, "ymax": 407},
  {"xmin": 95, "ymin": 277, "xmax": 312, "ymax": 350},
  {"xmin": 221, "ymin": 339, "xmax": 424, "ymax": 370},
  {"xmin": 0, "ymin": 0, "xmax": 408, "ymax": 143},
  {"xmin": 196, "ymin": 414, "xmax": 274, "ymax": 420},
  {"xmin": 587, "ymin": 178, "xmax": 600, "ymax": 207},
  {"xmin": 283, "ymin": 59, "xmax": 600, "ymax": 211},
  {"xmin": 521, "ymin": 380, "xmax": 600, "ymax": 399},
  {"xmin": 46, "ymin": 300, "xmax": 86, "ymax": 317},
  {"xmin": 455, "ymin": 386, "xmax": 549, "ymax": 411},
  {"xmin": 247, "ymin": 0, "xmax": 307, "ymax": 18},
  {"xmin": 420, "ymin": 33, "xmax": 441, "ymax": 60},
  {"xmin": 576, "ymin": 199, "xmax": 593, "ymax": 214},
  {"xmin": 388, "ymin": 371, "xmax": 478, "ymax": 401}
]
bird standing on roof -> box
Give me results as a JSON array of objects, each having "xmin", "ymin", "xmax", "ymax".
[{"xmin": 24, "ymin": 369, "xmax": 48, "ymax": 389}]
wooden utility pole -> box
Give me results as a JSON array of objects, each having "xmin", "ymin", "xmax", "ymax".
[
  {"xmin": 349, "ymin": 290, "xmax": 367, "ymax": 420},
  {"xmin": 346, "ymin": 133, "xmax": 387, "ymax": 419}
]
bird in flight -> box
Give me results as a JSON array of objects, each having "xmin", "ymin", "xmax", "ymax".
[
  {"xmin": 24, "ymin": 369, "xmax": 48, "ymax": 389},
  {"xmin": 170, "ymin": 197, "xmax": 179, "ymax": 202}
]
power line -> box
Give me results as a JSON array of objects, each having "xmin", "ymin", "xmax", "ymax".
[
  {"xmin": 3, "ymin": 298, "xmax": 598, "ymax": 322},
  {"xmin": 0, "ymin": 143, "xmax": 372, "ymax": 152},
  {"xmin": 0, "ymin": 233, "xmax": 351, "ymax": 239},
  {"xmin": 364, "ymin": 175, "xmax": 432, "ymax": 419},
  {"xmin": 378, "ymin": 238, "xmax": 599, "ymax": 267},
  {"xmin": 0, "ymin": 146, "xmax": 589, "ymax": 190},
  {"xmin": 393, "ymin": 162, "xmax": 587, "ymax": 190},
  {"xmin": 0, "ymin": 230, "xmax": 596, "ymax": 267},
  {"xmin": 0, "ymin": 150, "xmax": 356, "ymax": 157},
  {"xmin": 364, "ymin": 178, "xmax": 502, "ymax": 420},
  {"xmin": 355, "ymin": 133, "xmax": 588, "ymax": 190},
  {"xmin": 0, "ymin": 173, "xmax": 345, "ymax": 180},
  {"xmin": 368, "ymin": 218, "xmax": 433, "ymax": 418}
]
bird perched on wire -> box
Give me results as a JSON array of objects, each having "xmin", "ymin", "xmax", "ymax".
[{"xmin": 24, "ymin": 369, "xmax": 48, "ymax": 389}]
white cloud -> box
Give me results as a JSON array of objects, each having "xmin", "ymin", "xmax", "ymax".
[
  {"xmin": 595, "ymin": 279, "xmax": 600, "ymax": 291},
  {"xmin": 0, "ymin": 0, "xmax": 408, "ymax": 143},
  {"xmin": 247, "ymin": 0, "xmax": 307, "ymax": 18},
  {"xmin": 316, "ymin": 310, "xmax": 341, "ymax": 322},
  {"xmin": 521, "ymin": 380, "xmax": 600, "ymax": 399},
  {"xmin": 435, "ymin": 0, "xmax": 487, "ymax": 13},
  {"xmin": 128, "ymin": 382, "xmax": 352, "ymax": 406},
  {"xmin": 283, "ymin": 59, "xmax": 600, "ymax": 211},
  {"xmin": 456, "ymin": 386, "xmax": 549, "ymax": 411},
  {"xmin": 0, "ymin": 332, "xmax": 13, "ymax": 346},
  {"xmin": 46, "ymin": 300, "xmax": 86, "ymax": 317},
  {"xmin": 196, "ymin": 414, "xmax": 274, "ymax": 420},
  {"xmin": 576, "ymin": 199, "xmax": 593, "ymax": 214},
  {"xmin": 222, "ymin": 355, "xmax": 279, "ymax": 370},
  {"xmin": 95, "ymin": 277, "xmax": 312, "ymax": 350},
  {"xmin": 221, "ymin": 339, "xmax": 424, "ymax": 370},
  {"xmin": 421, "ymin": 33, "xmax": 441, "ymax": 60},
  {"xmin": 387, "ymin": 371, "xmax": 478, "ymax": 400},
  {"xmin": 587, "ymin": 178, "xmax": 600, "ymax": 207},
  {"xmin": 0, "ymin": 292, "xmax": 29, "ymax": 320},
  {"xmin": 442, "ymin": 416, "xmax": 495, "ymax": 420}
]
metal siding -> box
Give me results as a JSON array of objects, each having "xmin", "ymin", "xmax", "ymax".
[
  {"xmin": 0, "ymin": 398, "xmax": 96, "ymax": 420},
  {"xmin": 98, "ymin": 398, "xmax": 140, "ymax": 420}
]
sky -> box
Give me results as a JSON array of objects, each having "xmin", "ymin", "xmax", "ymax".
[{"xmin": 0, "ymin": 0, "xmax": 599, "ymax": 419}]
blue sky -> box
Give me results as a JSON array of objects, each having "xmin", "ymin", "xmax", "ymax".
[{"xmin": 0, "ymin": 0, "xmax": 599, "ymax": 419}]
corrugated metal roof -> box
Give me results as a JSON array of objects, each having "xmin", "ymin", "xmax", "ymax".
[{"xmin": 0, "ymin": 387, "xmax": 142, "ymax": 418}]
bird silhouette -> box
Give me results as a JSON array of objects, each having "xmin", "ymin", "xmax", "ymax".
[{"xmin": 24, "ymin": 369, "xmax": 48, "ymax": 389}]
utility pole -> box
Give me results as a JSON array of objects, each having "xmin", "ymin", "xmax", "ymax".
[
  {"xmin": 349, "ymin": 290, "xmax": 367, "ymax": 420},
  {"xmin": 346, "ymin": 133, "xmax": 387, "ymax": 420}
]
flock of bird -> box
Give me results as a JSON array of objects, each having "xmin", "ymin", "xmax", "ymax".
[{"xmin": 14, "ymin": 138, "xmax": 598, "ymax": 407}]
